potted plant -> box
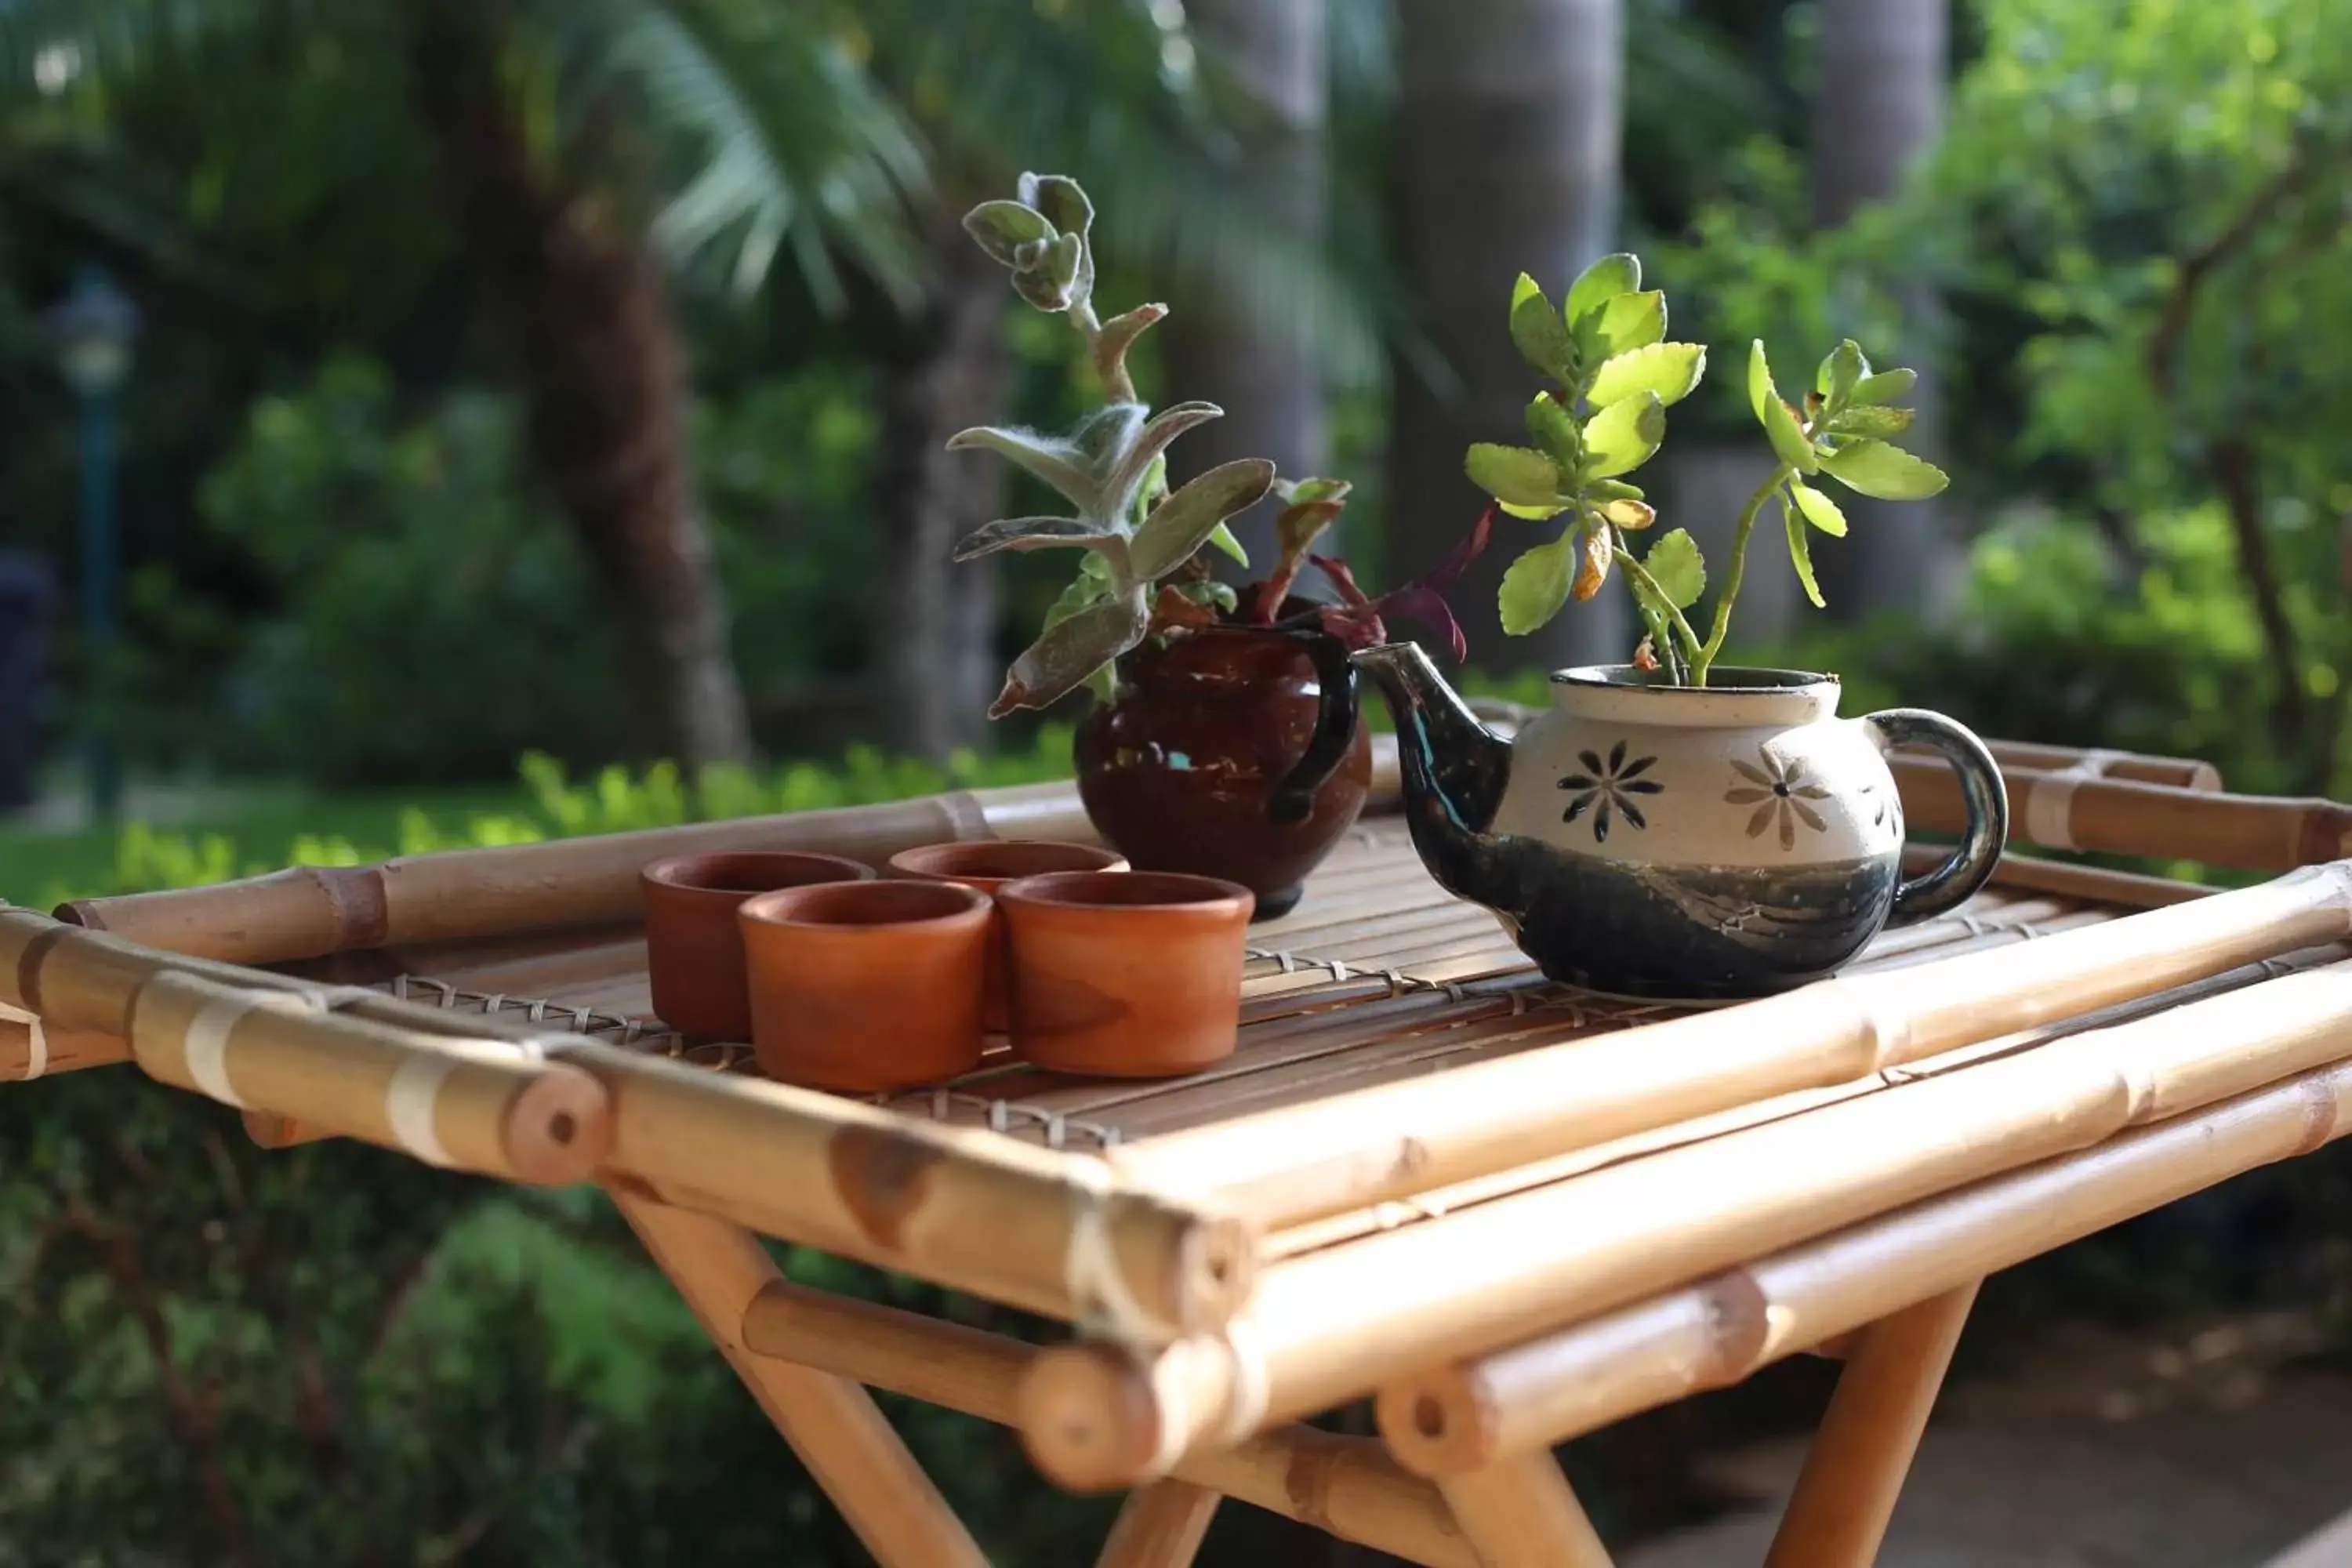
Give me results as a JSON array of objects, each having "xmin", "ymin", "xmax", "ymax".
[
  {"xmin": 1271, "ymin": 253, "xmax": 2009, "ymax": 1000},
  {"xmin": 947, "ymin": 173, "xmax": 1483, "ymax": 917}
]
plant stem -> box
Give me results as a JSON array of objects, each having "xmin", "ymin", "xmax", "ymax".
[
  {"xmin": 1067, "ymin": 299, "xmax": 1137, "ymax": 403},
  {"xmin": 1612, "ymin": 531, "xmax": 1703, "ymax": 675},
  {"xmin": 1694, "ymin": 463, "xmax": 1795, "ymax": 686}
]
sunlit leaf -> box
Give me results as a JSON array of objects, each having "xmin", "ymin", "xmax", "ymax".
[
  {"xmin": 1509, "ymin": 273, "xmax": 1574, "ymax": 381},
  {"xmin": 1788, "ymin": 481, "xmax": 1849, "ymax": 537},
  {"xmin": 1563, "ymin": 252, "xmax": 1642, "ymax": 326},
  {"xmin": 1581, "ymin": 390, "xmax": 1667, "ymax": 479},
  {"xmin": 1588, "ymin": 341, "xmax": 1708, "ymax": 408},
  {"xmin": 1466, "ymin": 443, "xmax": 1564, "ymax": 508},
  {"xmin": 1498, "ymin": 532, "xmax": 1577, "ymax": 635},
  {"xmin": 1820, "ymin": 440, "xmax": 1949, "ymax": 500}
]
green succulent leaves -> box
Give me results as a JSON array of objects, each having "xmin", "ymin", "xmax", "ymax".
[
  {"xmin": 1740, "ymin": 336, "xmax": 1948, "ymax": 616},
  {"xmin": 965, "ymin": 172, "xmax": 1098, "ymax": 317},
  {"xmin": 1475, "ymin": 254, "xmax": 1710, "ymax": 651}
]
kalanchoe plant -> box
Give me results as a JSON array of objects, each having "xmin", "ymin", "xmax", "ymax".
[
  {"xmin": 952, "ymin": 176, "xmax": 1484, "ymax": 714},
  {"xmin": 1468, "ymin": 253, "xmax": 1712, "ymax": 671},
  {"xmin": 1469, "ymin": 252, "xmax": 1948, "ymax": 685},
  {"xmin": 950, "ymin": 172, "xmax": 1271, "ymax": 715}
]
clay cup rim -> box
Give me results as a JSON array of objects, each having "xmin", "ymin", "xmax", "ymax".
[
  {"xmin": 739, "ymin": 878, "xmax": 991, "ymax": 932},
  {"xmin": 997, "ymin": 869, "xmax": 1254, "ymax": 920},
  {"xmin": 887, "ymin": 839, "xmax": 1128, "ymax": 887},
  {"xmin": 641, "ymin": 851, "xmax": 876, "ymax": 903}
]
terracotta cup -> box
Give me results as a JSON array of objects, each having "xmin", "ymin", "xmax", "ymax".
[
  {"xmin": 886, "ymin": 840, "xmax": 1130, "ymax": 1032},
  {"xmin": 997, "ymin": 870, "xmax": 1255, "ymax": 1077},
  {"xmin": 640, "ymin": 851, "xmax": 874, "ymax": 1039},
  {"xmin": 739, "ymin": 880, "xmax": 991, "ymax": 1093}
]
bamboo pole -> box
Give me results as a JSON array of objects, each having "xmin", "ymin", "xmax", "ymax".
[
  {"xmin": 577, "ymin": 1045, "xmax": 1252, "ymax": 1338},
  {"xmin": 53, "ymin": 740, "xmax": 1402, "ymax": 970},
  {"xmin": 1761, "ymin": 1280, "xmax": 1978, "ymax": 1568},
  {"xmin": 1097, "ymin": 1482, "xmax": 1219, "ymax": 1568},
  {"xmin": 1374, "ymin": 1058, "xmax": 2352, "ymax": 1472},
  {"xmin": 1926, "ymin": 739, "xmax": 2219, "ymax": 792},
  {"xmin": 1908, "ymin": 845, "xmax": 2212, "ymax": 909},
  {"xmin": 613, "ymin": 1192, "xmax": 989, "ymax": 1568},
  {"xmin": 1434, "ymin": 1451, "xmax": 1613, "ymax": 1568},
  {"xmin": 1031, "ymin": 959, "xmax": 2352, "ymax": 1487},
  {"xmin": 1109, "ymin": 864, "xmax": 2352, "ymax": 1229},
  {"xmin": 128, "ymin": 971, "xmax": 609, "ymax": 1185},
  {"xmin": 5, "ymin": 909, "xmax": 1255, "ymax": 1342},
  {"xmin": 737, "ymin": 1279, "xmax": 1477, "ymax": 1567},
  {"xmin": 1893, "ymin": 760, "xmax": 2352, "ymax": 869}
]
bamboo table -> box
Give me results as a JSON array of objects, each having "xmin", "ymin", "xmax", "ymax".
[{"xmin": 7, "ymin": 733, "xmax": 2352, "ymax": 1567}]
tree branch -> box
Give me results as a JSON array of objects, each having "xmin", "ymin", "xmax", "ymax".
[
  {"xmin": 2210, "ymin": 436, "xmax": 2307, "ymax": 751},
  {"xmin": 2147, "ymin": 149, "xmax": 2312, "ymax": 397}
]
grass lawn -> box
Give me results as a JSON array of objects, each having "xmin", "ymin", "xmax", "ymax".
[{"xmin": 0, "ymin": 781, "xmax": 531, "ymax": 908}]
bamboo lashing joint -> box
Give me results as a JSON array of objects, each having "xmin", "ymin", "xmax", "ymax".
[{"xmin": 128, "ymin": 970, "xmax": 610, "ymax": 1185}]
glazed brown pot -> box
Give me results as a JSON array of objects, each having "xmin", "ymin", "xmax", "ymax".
[
  {"xmin": 885, "ymin": 840, "xmax": 1129, "ymax": 1033},
  {"xmin": 739, "ymin": 880, "xmax": 991, "ymax": 1093},
  {"xmin": 640, "ymin": 851, "xmax": 874, "ymax": 1038},
  {"xmin": 996, "ymin": 869, "xmax": 1254, "ymax": 1077},
  {"xmin": 1075, "ymin": 623, "xmax": 1372, "ymax": 920}
]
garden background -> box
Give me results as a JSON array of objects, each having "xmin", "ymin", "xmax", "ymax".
[{"xmin": 4, "ymin": 1, "xmax": 2350, "ymax": 1562}]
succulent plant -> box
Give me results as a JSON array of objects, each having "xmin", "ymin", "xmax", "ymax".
[
  {"xmin": 949, "ymin": 173, "xmax": 1272, "ymax": 715},
  {"xmin": 1468, "ymin": 252, "xmax": 1947, "ymax": 685}
]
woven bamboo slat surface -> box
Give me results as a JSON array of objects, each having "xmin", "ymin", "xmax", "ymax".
[{"xmin": 13, "ymin": 741, "xmax": 2352, "ymax": 1512}]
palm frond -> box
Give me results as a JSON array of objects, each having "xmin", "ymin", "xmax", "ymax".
[
  {"xmin": 867, "ymin": 0, "xmax": 1390, "ymax": 387},
  {"xmin": 559, "ymin": 0, "xmax": 929, "ymax": 310}
]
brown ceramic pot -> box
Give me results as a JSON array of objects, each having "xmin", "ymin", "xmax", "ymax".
[
  {"xmin": 640, "ymin": 851, "xmax": 874, "ymax": 1038},
  {"xmin": 739, "ymin": 880, "xmax": 991, "ymax": 1093},
  {"xmin": 885, "ymin": 840, "xmax": 1130, "ymax": 1033},
  {"xmin": 1074, "ymin": 623, "xmax": 1372, "ymax": 920},
  {"xmin": 997, "ymin": 869, "xmax": 1254, "ymax": 1077}
]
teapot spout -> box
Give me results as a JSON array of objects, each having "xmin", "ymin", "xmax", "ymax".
[
  {"xmin": 1269, "ymin": 637, "xmax": 1513, "ymax": 871},
  {"xmin": 1351, "ymin": 641, "xmax": 1514, "ymax": 842}
]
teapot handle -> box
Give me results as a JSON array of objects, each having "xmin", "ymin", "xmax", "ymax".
[
  {"xmin": 1269, "ymin": 628, "xmax": 1360, "ymax": 826},
  {"xmin": 1862, "ymin": 708, "xmax": 2009, "ymax": 927}
]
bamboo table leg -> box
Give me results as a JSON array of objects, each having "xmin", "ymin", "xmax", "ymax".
[
  {"xmin": 1763, "ymin": 1279, "xmax": 1981, "ymax": 1568},
  {"xmin": 1097, "ymin": 1479, "xmax": 1220, "ymax": 1568},
  {"xmin": 614, "ymin": 1191, "xmax": 989, "ymax": 1568},
  {"xmin": 1436, "ymin": 1450, "xmax": 1613, "ymax": 1568}
]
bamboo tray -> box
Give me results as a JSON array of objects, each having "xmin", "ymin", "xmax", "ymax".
[{"xmin": 9, "ymin": 734, "xmax": 2352, "ymax": 1568}]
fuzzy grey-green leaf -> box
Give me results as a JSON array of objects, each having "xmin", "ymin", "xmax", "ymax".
[
  {"xmin": 992, "ymin": 587, "xmax": 1150, "ymax": 717},
  {"xmin": 1102, "ymin": 401, "xmax": 1224, "ymax": 524},
  {"xmin": 1467, "ymin": 443, "xmax": 1564, "ymax": 508},
  {"xmin": 946, "ymin": 423, "xmax": 1099, "ymax": 514},
  {"xmin": 954, "ymin": 517, "xmax": 1132, "ymax": 563},
  {"xmin": 964, "ymin": 200, "xmax": 1055, "ymax": 267},
  {"xmin": 1130, "ymin": 458, "xmax": 1277, "ymax": 579}
]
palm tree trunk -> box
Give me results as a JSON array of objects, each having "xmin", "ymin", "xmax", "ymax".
[
  {"xmin": 1812, "ymin": 0, "xmax": 1951, "ymax": 620},
  {"xmin": 873, "ymin": 210, "xmax": 1010, "ymax": 760},
  {"xmin": 409, "ymin": 2, "xmax": 753, "ymax": 768},
  {"xmin": 1164, "ymin": 0, "xmax": 1330, "ymax": 572},
  {"xmin": 1388, "ymin": 0, "xmax": 1628, "ymax": 672}
]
